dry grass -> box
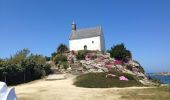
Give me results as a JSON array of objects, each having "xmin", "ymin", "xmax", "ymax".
[
  {"xmin": 14, "ymin": 74, "xmax": 170, "ymax": 100},
  {"xmin": 121, "ymin": 86, "xmax": 170, "ymax": 100}
]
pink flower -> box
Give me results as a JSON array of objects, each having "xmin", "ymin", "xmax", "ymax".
[
  {"xmin": 114, "ymin": 60, "xmax": 122, "ymax": 65},
  {"xmin": 119, "ymin": 76, "xmax": 128, "ymax": 81},
  {"xmin": 105, "ymin": 64, "xmax": 112, "ymax": 69}
]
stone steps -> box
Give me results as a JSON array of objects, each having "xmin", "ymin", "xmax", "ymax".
[
  {"xmin": 70, "ymin": 63, "xmax": 83, "ymax": 75},
  {"xmin": 46, "ymin": 74, "xmax": 66, "ymax": 80},
  {"xmin": 51, "ymin": 68, "xmax": 62, "ymax": 74}
]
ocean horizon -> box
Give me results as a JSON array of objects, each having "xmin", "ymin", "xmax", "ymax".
[{"xmin": 147, "ymin": 74, "xmax": 170, "ymax": 84}]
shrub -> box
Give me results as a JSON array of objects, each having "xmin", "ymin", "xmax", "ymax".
[
  {"xmin": 61, "ymin": 61, "xmax": 69, "ymax": 70},
  {"xmin": 45, "ymin": 56, "xmax": 51, "ymax": 61},
  {"xmin": 0, "ymin": 49, "xmax": 52, "ymax": 85},
  {"xmin": 76, "ymin": 50, "xmax": 90, "ymax": 60},
  {"xmin": 126, "ymin": 65, "xmax": 133, "ymax": 71},
  {"xmin": 53, "ymin": 54, "xmax": 67, "ymax": 64},
  {"xmin": 57, "ymin": 44, "xmax": 69, "ymax": 53},
  {"xmin": 43, "ymin": 64, "xmax": 52, "ymax": 75},
  {"xmin": 122, "ymin": 73, "xmax": 135, "ymax": 80},
  {"xmin": 51, "ymin": 52, "xmax": 57, "ymax": 59},
  {"xmin": 108, "ymin": 43, "xmax": 132, "ymax": 62}
]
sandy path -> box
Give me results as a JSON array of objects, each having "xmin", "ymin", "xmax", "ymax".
[{"xmin": 14, "ymin": 74, "xmax": 151, "ymax": 100}]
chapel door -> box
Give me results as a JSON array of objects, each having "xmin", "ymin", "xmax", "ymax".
[{"xmin": 84, "ymin": 45, "xmax": 87, "ymax": 50}]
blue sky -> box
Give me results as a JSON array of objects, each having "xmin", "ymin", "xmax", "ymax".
[{"xmin": 0, "ymin": 0, "xmax": 170, "ymax": 73}]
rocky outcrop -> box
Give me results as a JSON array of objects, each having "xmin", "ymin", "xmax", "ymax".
[{"xmin": 66, "ymin": 51, "xmax": 154, "ymax": 85}]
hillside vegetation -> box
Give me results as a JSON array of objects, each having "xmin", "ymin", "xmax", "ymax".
[
  {"xmin": 0, "ymin": 49, "xmax": 52, "ymax": 85},
  {"xmin": 74, "ymin": 71, "xmax": 142, "ymax": 88}
]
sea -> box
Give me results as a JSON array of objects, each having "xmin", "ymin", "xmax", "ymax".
[{"xmin": 147, "ymin": 74, "xmax": 170, "ymax": 84}]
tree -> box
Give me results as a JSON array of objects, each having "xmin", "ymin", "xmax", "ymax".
[
  {"xmin": 51, "ymin": 52, "xmax": 57, "ymax": 59},
  {"xmin": 45, "ymin": 56, "xmax": 51, "ymax": 61},
  {"xmin": 8, "ymin": 48, "xmax": 30, "ymax": 64},
  {"xmin": 57, "ymin": 44, "xmax": 69, "ymax": 53},
  {"xmin": 28, "ymin": 54, "xmax": 46, "ymax": 65},
  {"xmin": 108, "ymin": 43, "xmax": 132, "ymax": 62},
  {"xmin": 0, "ymin": 49, "xmax": 52, "ymax": 85}
]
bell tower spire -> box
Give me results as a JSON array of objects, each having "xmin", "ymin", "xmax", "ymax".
[{"xmin": 72, "ymin": 21, "xmax": 76, "ymax": 31}]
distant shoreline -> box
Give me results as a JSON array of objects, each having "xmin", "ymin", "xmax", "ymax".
[{"xmin": 147, "ymin": 72, "xmax": 170, "ymax": 76}]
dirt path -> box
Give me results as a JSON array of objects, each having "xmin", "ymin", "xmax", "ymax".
[{"xmin": 14, "ymin": 74, "xmax": 152, "ymax": 100}]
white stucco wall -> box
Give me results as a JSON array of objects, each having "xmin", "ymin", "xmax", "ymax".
[
  {"xmin": 69, "ymin": 36, "xmax": 102, "ymax": 51},
  {"xmin": 100, "ymin": 29, "xmax": 105, "ymax": 52}
]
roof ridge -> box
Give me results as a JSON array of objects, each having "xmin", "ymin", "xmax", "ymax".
[
  {"xmin": 76, "ymin": 26, "xmax": 101, "ymax": 32},
  {"xmin": 70, "ymin": 25, "xmax": 102, "ymax": 40}
]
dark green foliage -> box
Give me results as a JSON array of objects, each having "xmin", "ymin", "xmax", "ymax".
[
  {"xmin": 53, "ymin": 54, "xmax": 67, "ymax": 64},
  {"xmin": 51, "ymin": 52, "xmax": 57, "ymax": 59},
  {"xmin": 148, "ymin": 76, "xmax": 162, "ymax": 84},
  {"xmin": 126, "ymin": 65, "xmax": 133, "ymax": 71},
  {"xmin": 74, "ymin": 72, "xmax": 142, "ymax": 88},
  {"xmin": 45, "ymin": 56, "xmax": 51, "ymax": 61},
  {"xmin": 53, "ymin": 53, "xmax": 69, "ymax": 69},
  {"xmin": 0, "ymin": 49, "xmax": 52, "ymax": 85},
  {"xmin": 43, "ymin": 64, "xmax": 52, "ymax": 75},
  {"xmin": 61, "ymin": 61, "xmax": 69, "ymax": 70},
  {"xmin": 108, "ymin": 43, "xmax": 132, "ymax": 62},
  {"xmin": 76, "ymin": 50, "xmax": 90, "ymax": 60},
  {"xmin": 57, "ymin": 44, "xmax": 69, "ymax": 53}
]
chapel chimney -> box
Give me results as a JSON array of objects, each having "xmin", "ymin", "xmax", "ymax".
[{"xmin": 72, "ymin": 21, "xmax": 76, "ymax": 31}]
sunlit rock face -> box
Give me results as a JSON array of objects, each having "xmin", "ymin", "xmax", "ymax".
[{"xmin": 0, "ymin": 82, "xmax": 17, "ymax": 100}]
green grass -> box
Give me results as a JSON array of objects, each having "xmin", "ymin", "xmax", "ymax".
[
  {"xmin": 74, "ymin": 72, "xmax": 143, "ymax": 88},
  {"xmin": 121, "ymin": 86, "xmax": 170, "ymax": 100}
]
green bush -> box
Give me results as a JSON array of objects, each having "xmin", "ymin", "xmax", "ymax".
[
  {"xmin": 43, "ymin": 64, "xmax": 52, "ymax": 75},
  {"xmin": 74, "ymin": 72, "xmax": 142, "ymax": 88},
  {"xmin": 0, "ymin": 49, "xmax": 52, "ymax": 85},
  {"xmin": 126, "ymin": 65, "xmax": 133, "ymax": 71},
  {"xmin": 53, "ymin": 54, "xmax": 67, "ymax": 64},
  {"xmin": 57, "ymin": 44, "xmax": 69, "ymax": 53},
  {"xmin": 51, "ymin": 52, "xmax": 57, "ymax": 59},
  {"xmin": 45, "ymin": 56, "xmax": 51, "ymax": 61},
  {"xmin": 108, "ymin": 43, "xmax": 132, "ymax": 62},
  {"xmin": 61, "ymin": 61, "xmax": 69, "ymax": 70},
  {"xmin": 122, "ymin": 73, "xmax": 135, "ymax": 80},
  {"xmin": 76, "ymin": 50, "xmax": 90, "ymax": 60}
]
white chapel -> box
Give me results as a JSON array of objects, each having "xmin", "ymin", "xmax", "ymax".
[{"xmin": 69, "ymin": 22, "xmax": 105, "ymax": 52}]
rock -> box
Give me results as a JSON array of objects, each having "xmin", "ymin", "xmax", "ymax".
[
  {"xmin": 139, "ymin": 79, "xmax": 154, "ymax": 85},
  {"xmin": 129, "ymin": 60, "xmax": 140, "ymax": 67},
  {"xmin": 46, "ymin": 74, "xmax": 66, "ymax": 80},
  {"xmin": 88, "ymin": 69, "xmax": 96, "ymax": 72},
  {"xmin": 97, "ymin": 69, "xmax": 104, "ymax": 72},
  {"xmin": 161, "ymin": 84, "xmax": 170, "ymax": 86},
  {"xmin": 66, "ymin": 51, "xmax": 149, "ymax": 84},
  {"xmin": 100, "ymin": 67, "xmax": 109, "ymax": 72},
  {"xmin": 116, "ymin": 65, "xmax": 124, "ymax": 72}
]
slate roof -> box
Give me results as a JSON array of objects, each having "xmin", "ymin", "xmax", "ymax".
[{"xmin": 69, "ymin": 26, "xmax": 102, "ymax": 40}]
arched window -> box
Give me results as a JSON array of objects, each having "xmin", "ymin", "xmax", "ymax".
[{"xmin": 84, "ymin": 45, "xmax": 87, "ymax": 50}]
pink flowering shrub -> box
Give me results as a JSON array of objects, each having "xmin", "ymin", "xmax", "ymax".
[
  {"xmin": 114, "ymin": 60, "xmax": 122, "ymax": 65},
  {"xmin": 105, "ymin": 61, "xmax": 114, "ymax": 69},
  {"xmin": 119, "ymin": 76, "xmax": 128, "ymax": 81}
]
